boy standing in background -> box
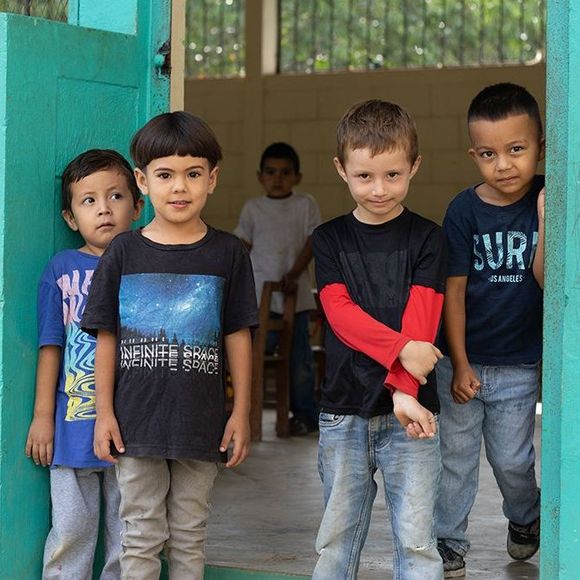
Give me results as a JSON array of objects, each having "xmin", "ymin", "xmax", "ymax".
[
  {"xmin": 25, "ymin": 149, "xmax": 143, "ymax": 579},
  {"xmin": 235, "ymin": 142, "xmax": 321, "ymax": 435},
  {"xmin": 436, "ymin": 83, "xmax": 544, "ymax": 578}
]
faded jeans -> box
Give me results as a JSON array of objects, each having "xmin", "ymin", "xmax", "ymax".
[
  {"xmin": 115, "ymin": 456, "xmax": 218, "ymax": 580},
  {"xmin": 435, "ymin": 356, "xmax": 541, "ymax": 556},
  {"xmin": 313, "ymin": 412, "xmax": 443, "ymax": 580}
]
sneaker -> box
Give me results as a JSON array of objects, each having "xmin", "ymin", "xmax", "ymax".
[
  {"xmin": 507, "ymin": 517, "xmax": 540, "ymax": 561},
  {"xmin": 437, "ymin": 541, "xmax": 466, "ymax": 578}
]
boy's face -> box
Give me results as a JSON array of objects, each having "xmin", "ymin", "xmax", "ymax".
[
  {"xmin": 135, "ymin": 155, "xmax": 218, "ymax": 229},
  {"xmin": 334, "ymin": 147, "xmax": 421, "ymax": 225},
  {"xmin": 62, "ymin": 169, "xmax": 142, "ymax": 256},
  {"xmin": 468, "ymin": 113, "xmax": 544, "ymax": 203},
  {"xmin": 257, "ymin": 158, "xmax": 301, "ymax": 198}
]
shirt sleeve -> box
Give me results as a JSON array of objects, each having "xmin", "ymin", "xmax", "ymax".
[
  {"xmin": 37, "ymin": 261, "xmax": 65, "ymax": 348},
  {"xmin": 233, "ymin": 201, "xmax": 254, "ymax": 244},
  {"xmin": 386, "ymin": 227, "xmax": 446, "ymax": 397},
  {"xmin": 81, "ymin": 240, "xmax": 123, "ymax": 337},
  {"xmin": 313, "ymin": 226, "xmax": 410, "ymax": 370},
  {"xmin": 443, "ymin": 198, "xmax": 473, "ymax": 277},
  {"xmin": 223, "ymin": 239, "xmax": 259, "ymax": 335}
]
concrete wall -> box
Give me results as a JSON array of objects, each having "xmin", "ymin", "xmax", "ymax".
[{"xmin": 185, "ymin": 64, "xmax": 545, "ymax": 231}]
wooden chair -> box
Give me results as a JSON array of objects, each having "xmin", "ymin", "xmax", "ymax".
[{"xmin": 250, "ymin": 281, "xmax": 296, "ymax": 441}]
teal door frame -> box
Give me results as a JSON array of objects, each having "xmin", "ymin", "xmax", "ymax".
[
  {"xmin": 542, "ymin": 1, "xmax": 580, "ymax": 577},
  {"xmin": 0, "ymin": 2, "xmax": 169, "ymax": 577}
]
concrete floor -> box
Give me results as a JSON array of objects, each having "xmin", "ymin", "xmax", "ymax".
[{"xmin": 206, "ymin": 410, "xmax": 541, "ymax": 579}]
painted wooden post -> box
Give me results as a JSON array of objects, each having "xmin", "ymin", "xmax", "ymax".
[
  {"xmin": 0, "ymin": 2, "xmax": 169, "ymax": 577},
  {"xmin": 542, "ymin": 1, "xmax": 580, "ymax": 577}
]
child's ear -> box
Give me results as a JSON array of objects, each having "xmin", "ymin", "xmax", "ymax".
[
  {"xmin": 61, "ymin": 209, "xmax": 78, "ymax": 232},
  {"xmin": 409, "ymin": 155, "xmax": 422, "ymax": 179},
  {"xmin": 333, "ymin": 157, "xmax": 348, "ymax": 183},
  {"xmin": 294, "ymin": 172, "xmax": 303, "ymax": 186},
  {"xmin": 134, "ymin": 168, "xmax": 148, "ymax": 195},
  {"xmin": 208, "ymin": 165, "xmax": 219, "ymax": 195},
  {"xmin": 132, "ymin": 198, "xmax": 145, "ymax": 221},
  {"xmin": 468, "ymin": 147, "xmax": 477, "ymax": 163}
]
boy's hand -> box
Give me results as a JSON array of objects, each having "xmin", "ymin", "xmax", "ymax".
[
  {"xmin": 281, "ymin": 272, "xmax": 298, "ymax": 294},
  {"xmin": 220, "ymin": 412, "xmax": 250, "ymax": 468},
  {"xmin": 398, "ymin": 340, "xmax": 443, "ymax": 385},
  {"xmin": 451, "ymin": 363, "xmax": 481, "ymax": 404},
  {"xmin": 537, "ymin": 187, "xmax": 545, "ymax": 222},
  {"xmin": 25, "ymin": 416, "xmax": 54, "ymax": 466},
  {"xmin": 392, "ymin": 390, "xmax": 436, "ymax": 439},
  {"xmin": 94, "ymin": 413, "xmax": 125, "ymax": 464}
]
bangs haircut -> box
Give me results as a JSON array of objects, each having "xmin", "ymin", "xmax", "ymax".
[
  {"xmin": 130, "ymin": 111, "xmax": 222, "ymax": 170},
  {"xmin": 336, "ymin": 99, "xmax": 418, "ymax": 165},
  {"xmin": 468, "ymin": 83, "xmax": 543, "ymax": 138},
  {"xmin": 259, "ymin": 142, "xmax": 300, "ymax": 173},
  {"xmin": 61, "ymin": 149, "xmax": 140, "ymax": 213}
]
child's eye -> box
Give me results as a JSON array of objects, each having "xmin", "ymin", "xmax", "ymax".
[
  {"xmin": 81, "ymin": 197, "xmax": 95, "ymax": 205},
  {"xmin": 111, "ymin": 192, "xmax": 124, "ymax": 200},
  {"xmin": 357, "ymin": 173, "xmax": 370, "ymax": 180},
  {"xmin": 480, "ymin": 151, "xmax": 495, "ymax": 159},
  {"xmin": 387, "ymin": 172, "xmax": 399, "ymax": 180},
  {"xmin": 157, "ymin": 172, "xmax": 171, "ymax": 179},
  {"xmin": 188, "ymin": 171, "xmax": 201, "ymax": 179},
  {"xmin": 511, "ymin": 145, "xmax": 525, "ymax": 154}
]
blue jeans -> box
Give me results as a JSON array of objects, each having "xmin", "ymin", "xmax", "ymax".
[
  {"xmin": 313, "ymin": 413, "xmax": 443, "ymax": 580},
  {"xmin": 266, "ymin": 310, "xmax": 318, "ymax": 424},
  {"xmin": 435, "ymin": 356, "xmax": 540, "ymax": 556}
]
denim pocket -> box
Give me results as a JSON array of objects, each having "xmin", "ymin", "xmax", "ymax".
[
  {"xmin": 518, "ymin": 361, "xmax": 540, "ymax": 369},
  {"xmin": 319, "ymin": 412, "xmax": 346, "ymax": 428}
]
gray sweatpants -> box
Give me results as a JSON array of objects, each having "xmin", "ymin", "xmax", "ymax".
[{"xmin": 43, "ymin": 466, "xmax": 122, "ymax": 580}]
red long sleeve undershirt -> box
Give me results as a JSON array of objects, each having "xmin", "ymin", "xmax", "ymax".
[{"xmin": 319, "ymin": 282, "xmax": 444, "ymax": 398}]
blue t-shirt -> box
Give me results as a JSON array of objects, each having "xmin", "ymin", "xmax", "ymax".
[
  {"xmin": 442, "ymin": 175, "xmax": 543, "ymax": 365},
  {"xmin": 38, "ymin": 249, "xmax": 111, "ymax": 468}
]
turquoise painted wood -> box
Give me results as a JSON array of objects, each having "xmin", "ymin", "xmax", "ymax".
[
  {"xmin": 542, "ymin": 1, "xmax": 580, "ymax": 577},
  {"xmin": 206, "ymin": 567, "xmax": 309, "ymax": 580},
  {"xmin": 0, "ymin": 2, "xmax": 169, "ymax": 577}
]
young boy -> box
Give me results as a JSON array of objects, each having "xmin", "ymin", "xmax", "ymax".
[
  {"xmin": 25, "ymin": 149, "xmax": 143, "ymax": 579},
  {"xmin": 311, "ymin": 99, "xmax": 446, "ymax": 579},
  {"xmin": 234, "ymin": 142, "xmax": 321, "ymax": 434},
  {"xmin": 81, "ymin": 112, "xmax": 258, "ymax": 579},
  {"xmin": 435, "ymin": 83, "xmax": 544, "ymax": 578}
]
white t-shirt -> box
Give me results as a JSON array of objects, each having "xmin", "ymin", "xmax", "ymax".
[{"xmin": 234, "ymin": 192, "xmax": 321, "ymax": 314}]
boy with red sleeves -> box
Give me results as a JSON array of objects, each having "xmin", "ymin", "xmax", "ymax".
[{"xmin": 311, "ymin": 99, "xmax": 446, "ymax": 579}]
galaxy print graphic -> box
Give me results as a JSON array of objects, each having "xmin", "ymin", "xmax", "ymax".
[
  {"xmin": 119, "ymin": 273, "xmax": 224, "ymax": 375},
  {"xmin": 63, "ymin": 322, "xmax": 97, "ymax": 421}
]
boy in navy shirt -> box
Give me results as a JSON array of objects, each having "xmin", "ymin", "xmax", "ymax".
[
  {"xmin": 25, "ymin": 149, "xmax": 143, "ymax": 579},
  {"xmin": 435, "ymin": 83, "xmax": 544, "ymax": 577}
]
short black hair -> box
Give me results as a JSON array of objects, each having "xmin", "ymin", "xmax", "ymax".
[
  {"xmin": 468, "ymin": 83, "xmax": 543, "ymax": 138},
  {"xmin": 130, "ymin": 111, "xmax": 222, "ymax": 170},
  {"xmin": 61, "ymin": 149, "xmax": 140, "ymax": 213},
  {"xmin": 259, "ymin": 142, "xmax": 300, "ymax": 174}
]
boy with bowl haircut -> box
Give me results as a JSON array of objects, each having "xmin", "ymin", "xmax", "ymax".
[
  {"xmin": 234, "ymin": 142, "xmax": 321, "ymax": 434},
  {"xmin": 25, "ymin": 149, "xmax": 143, "ymax": 578},
  {"xmin": 311, "ymin": 99, "xmax": 446, "ymax": 579},
  {"xmin": 435, "ymin": 83, "xmax": 544, "ymax": 577},
  {"xmin": 82, "ymin": 112, "xmax": 258, "ymax": 579}
]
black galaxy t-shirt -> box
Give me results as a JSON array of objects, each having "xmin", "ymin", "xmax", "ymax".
[
  {"xmin": 82, "ymin": 228, "xmax": 257, "ymax": 463},
  {"xmin": 313, "ymin": 209, "xmax": 446, "ymax": 417}
]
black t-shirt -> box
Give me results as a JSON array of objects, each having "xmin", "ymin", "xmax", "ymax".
[
  {"xmin": 441, "ymin": 176, "xmax": 543, "ymax": 364},
  {"xmin": 81, "ymin": 228, "xmax": 258, "ymax": 463},
  {"xmin": 312, "ymin": 209, "xmax": 446, "ymax": 417}
]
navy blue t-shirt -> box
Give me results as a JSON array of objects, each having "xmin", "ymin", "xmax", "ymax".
[{"xmin": 441, "ymin": 175, "xmax": 543, "ymax": 364}]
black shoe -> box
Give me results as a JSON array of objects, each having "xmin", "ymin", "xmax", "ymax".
[
  {"xmin": 507, "ymin": 517, "xmax": 540, "ymax": 561},
  {"xmin": 437, "ymin": 541, "xmax": 466, "ymax": 578},
  {"xmin": 289, "ymin": 417, "xmax": 309, "ymax": 436}
]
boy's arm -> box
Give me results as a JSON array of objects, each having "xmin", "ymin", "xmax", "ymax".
[
  {"xmin": 221, "ymin": 328, "xmax": 252, "ymax": 468},
  {"xmin": 443, "ymin": 276, "xmax": 481, "ymax": 403},
  {"xmin": 532, "ymin": 187, "xmax": 545, "ymax": 289},
  {"xmin": 25, "ymin": 345, "xmax": 61, "ymax": 466},
  {"xmin": 282, "ymin": 236, "xmax": 312, "ymax": 293},
  {"xmin": 93, "ymin": 329, "xmax": 125, "ymax": 464}
]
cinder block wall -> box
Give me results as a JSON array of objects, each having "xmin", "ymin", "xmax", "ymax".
[{"xmin": 185, "ymin": 64, "xmax": 545, "ymax": 231}]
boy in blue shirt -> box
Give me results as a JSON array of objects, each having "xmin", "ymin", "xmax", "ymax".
[
  {"xmin": 25, "ymin": 149, "xmax": 143, "ymax": 579},
  {"xmin": 436, "ymin": 83, "xmax": 545, "ymax": 577},
  {"xmin": 82, "ymin": 112, "xmax": 257, "ymax": 579}
]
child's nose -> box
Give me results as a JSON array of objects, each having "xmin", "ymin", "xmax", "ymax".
[
  {"xmin": 496, "ymin": 154, "xmax": 513, "ymax": 170},
  {"xmin": 97, "ymin": 202, "xmax": 112, "ymax": 215}
]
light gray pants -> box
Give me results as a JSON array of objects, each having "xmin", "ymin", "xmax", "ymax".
[
  {"xmin": 115, "ymin": 456, "xmax": 219, "ymax": 580},
  {"xmin": 43, "ymin": 466, "xmax": 122, "ymax": 580}
]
